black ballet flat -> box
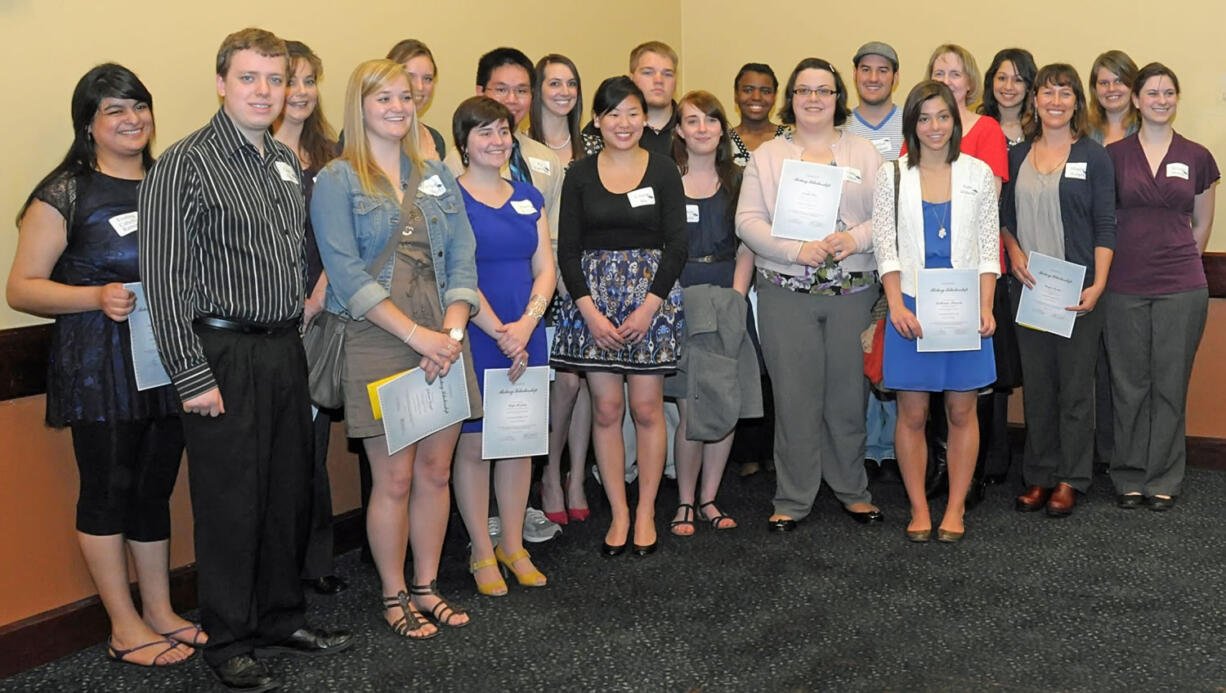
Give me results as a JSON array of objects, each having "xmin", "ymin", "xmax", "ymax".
[
  {"xmin": 767, "ymin": 518, "xmax": 797, "ymax": 533},
  {"xmin": 601, "ymin": 542, "xmax": 626, "ymax": 557},
  {"xmin": 631, "ymin": 542, "xmax": 658, "ymax": 558},
  {"xmin": 843, "ymin": 507, "xmax": 884, "ymax": 524}
]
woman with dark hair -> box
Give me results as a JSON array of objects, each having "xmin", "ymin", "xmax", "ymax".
[
  {"xmin": 731, "ymin": 63, "xmax": 786, "ymax": 167},
  {"xmin": 312, "ymin": 59, "xmax": 480, "ymax": 637},
  {"xmin": 7, "ymin": 64, "xmax": 203, "ymax": 666},
  {"xmin": 1088, "ymin": 50, "xmax": 1139, "ymax": 146},
  {"xmin": 272, "ymin": 39, "xmax": 346, "ymax": 596},
  {"xmin": 666, "ymin": 90, "xmax": 757, "ymax": 536},
  {"xmin": 1001, "ymin": 64, "xmax": 1115, "ymax": 517},
  {"xmin": 872, "ymin": 80, "xmax": 1000, "ymax": 542},
  {"xmin": 387, "ymin": 38, "xmax": 446, "ymax": 160},
  {"xmin": 451, "ymin": 96, "xmax": 556, "ymax": 593},
  {"xmin": 552, "ymin": 76, "xmax": 686, "ymax": 557},
  {"xmin": 529, "ymin": 54, "xmax": 585, "ymax": 167},
  {"xmin": 980, "ymin": 48, "xmax": 1036, "ymax": 148},
  {"xmin": 527, "ymin": 54, "xmax": 594, "ymax": 526},
  {"xmin": 1105, "ymin": 63, "xmax": 1218, "ymax": 511},
  {"xmin": 736, "ymin": 58, "xmax": 884, "ymax": 533}
]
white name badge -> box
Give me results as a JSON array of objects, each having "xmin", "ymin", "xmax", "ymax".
[
  {"xmin": 842, "ymin": 167, "xmax": 863, "ymax": 184},
  {"xmin": 526, "ymin": 156, "xmax": 552, "ymax": 176},
  {"xmin": 511, "ymin": 199, "xmax": 537, "ymax": 215},
  {"xmin": 419, "ymin": 175, "xmax": 447, "ymax": 196},
  {"xmin": 274, "ymin": 161, "xmax": 299, "ymax": 183},
  {"xmin": 109, "ymin": 211, "xmax": 138, "ymax": 237},
  {"xmin": 871, "ymin": 138, "xmax": 892, "ymax": 155},
  {"xmin": 685, "ymin": 204, "xmax": 700, "ymax": 223},
  {"xmin": 1064, "ymin": 162, "xmax": 1087, "ymax": 180},
  {"xmin": 1166, "ymin": 162, "xmax": 1190, "ymax": 180},
  {"xmin": 627, "ymin": 187, "xmax": 656, "ymax": 207}
]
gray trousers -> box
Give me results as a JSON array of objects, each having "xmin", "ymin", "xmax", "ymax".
[
  {"xmin": 1010, "ymin": 277, "xmax": 1105, "ymax": 492},
  {"xmin": 1104, "ymin": 289, "xmax": 1207, "ymax": 497},
  {"xmin": 756, "ymin": 279, "xmax": 875, "ymax": 518}
]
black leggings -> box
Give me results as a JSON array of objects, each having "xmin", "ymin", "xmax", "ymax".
[{"xmin": 70, "ymin": 417, "xmax": 185, "ymax": 541}]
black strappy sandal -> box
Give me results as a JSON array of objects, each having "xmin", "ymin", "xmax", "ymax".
[
  {"xmin": 699, "ymin": 500, "xmax": 738, "ymax": 530},
  {"xmin": 670, "ymin": 503, "xmax": 696, "ymax": 536},
  {"xmin": 410, "ymin": 581, "xmax": 469, "ymax": 629},
  {"xmin": 381, "ymin": 590, "xmax": 439, "ymax": 640}
]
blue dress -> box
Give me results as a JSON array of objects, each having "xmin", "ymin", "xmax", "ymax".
[
  {"xmin": 460, "ymin": 181, "xmax": 548, "ymax": 433},
  {"xmin": 883, "ymin": 200, "xmax": 995, "ymax": 392}
]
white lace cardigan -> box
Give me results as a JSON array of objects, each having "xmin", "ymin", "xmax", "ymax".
[{"xmin": 872, "ymin": 154, "xmax": 1000, "ymax": 297}]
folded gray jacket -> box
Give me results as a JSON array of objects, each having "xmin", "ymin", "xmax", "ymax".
[{"xmin": 664, "ymin": 283, "xmax": 763, "ymax": 441}]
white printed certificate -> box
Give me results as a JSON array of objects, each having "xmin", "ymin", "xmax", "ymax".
[
  {"xmin": 123, "ymin": 282, "xmax": 171, "ymax": 391},
  {"xmin": 481, "ymin": 366, "xmax": 550, "ymax": 460},
  {"xmin": 770, "ymin": 159, "xmax": 844, "ymax": 242},
  {"xmin": 916, "ymin": 269, "xmax": 981, "ymax": 352},
  {"xmin": 376, "ymin": 355, "xmax": 472, "ymax": 455},
  {"xmin": 1015, "ymin": 252, "xmax": 1085, "ymax": 339}
]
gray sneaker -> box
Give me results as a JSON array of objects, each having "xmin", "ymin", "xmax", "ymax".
[
  {"xmin": 488, "ymin": 516, "xmax": 502, "ymax": 544},
  {"xmin": 522, "ymin": 507, "xmax": 562, "ymax": 543}
]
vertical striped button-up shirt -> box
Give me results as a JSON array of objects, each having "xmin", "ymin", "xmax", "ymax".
[{"xmin": 139, "ymin": 108, "xmax": 306, "ymax": 402}]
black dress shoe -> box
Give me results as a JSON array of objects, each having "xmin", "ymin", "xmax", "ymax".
[
  {"xmin": 631, "ymin": 541, "xmax": 658, "ymax": 557},
  {"xmin": 1117, "ymin": 493, "xmax": 1144, "ymax": 509},
  {"xmin": 767, "ymin": 517, "xmax": 797, "ymax": 533},
  {"xmin": 255, "ymin": 627, "xmax": 354, "ymax": 658},
  {"xmin": 878, "ymin": 459, "xmax": 902, "ymax": 484},
  {"xmin": 983, "ymin": 472, "xmax": 1007, "ymax": 486},
  {"xmin": 304, "ymin": 575, "xmax": 348, "ymax": 595},
  {"xmin": 213, "ymin": 654, "xmax": 280, "ymax": 692},
  {"xmin": 864, "ymin": 458, "xmax": 882, "ymax": 480},
  {"xmin": 843, "ymin": 507, "xmax": 884, "ymax": 524},
  {"xmin": 1147, "ymin": 495, "xmax": 1177, "ymax": 512},
  {"xmin": 601, "ymin": 541, "xmax": 626, "ymax": 557}
]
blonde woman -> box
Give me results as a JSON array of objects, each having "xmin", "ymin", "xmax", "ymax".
[{"xmin": 312, "ymin": 59, "xmax": 480, "ymax": 638}]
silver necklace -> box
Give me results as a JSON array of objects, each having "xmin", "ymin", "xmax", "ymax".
[
  {"xmin": 546, "ymin": 134, "xmax": 572, "ymax": 151},
  {"xmin": 927, "ymin": 201, "xmax": 950, "ymax": 239}
]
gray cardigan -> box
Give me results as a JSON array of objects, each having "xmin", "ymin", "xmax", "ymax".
[{"xmin": 1001, "ymin": 138, "xmax": 1116, "ymax": 287}]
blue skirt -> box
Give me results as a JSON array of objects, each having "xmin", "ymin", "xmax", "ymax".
[
  {"xmin": 550, "ymin": 249, "xmax": 684, "ymax": 374},
  {"xmin": 883, "ymin": 294, "xmax": 995, "ymax": 392}
]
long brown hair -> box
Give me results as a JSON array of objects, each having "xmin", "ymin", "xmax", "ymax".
[
  {"xmin": 528, "ymin": 54, "xmax": 584, "ymax": 162},
  {"xmin": 671, "ymin": 90, "xmax": 740, "ymax": 198},
  {"xmin": 1087, "ymin": 50, "xmax": 1139, "ymax": 135},
  {"xmin": 285, "ymin": 41, "xmax": 337, "ymax": 171}
]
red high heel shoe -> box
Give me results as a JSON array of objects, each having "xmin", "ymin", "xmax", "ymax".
[
  {"xmin": 567, "ymin": 507, "xmax": 590, "ymax": 522},
  {"xmin": 542, "ymin": 509, "xmax": 568, "ymax": 525}
]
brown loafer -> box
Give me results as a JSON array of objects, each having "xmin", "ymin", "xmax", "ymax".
[
  {"xmin": 1046, "ymin": 483, "xmax": 1076, "ymax": 517},
  {"xmin": 1015, "ymin": 485, "xmax": 1051, "ymax": 512}
]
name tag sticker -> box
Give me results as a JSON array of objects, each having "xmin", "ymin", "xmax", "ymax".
[
  {"xmin": 419, "ymin": 175, "xmax": 447, "ymax": 196},
  {"xmin": 959, "ymin": 183, "xmax": 980, "ymax": 197},
  {"xmin": 1064, "ymin": 162, "xmax": 1087, "ymax": 180},
  {"xmin": 527, "ymin": 156, "xmax": 552, "ymax": 176},
  {"xmin": 686, "ymin": 204, "xmax": 700, "ymax": 223},
  {"xmin": 274, "ymin": 161, "xmax": 299, "ymax": 183},
  {"xmin": 842, "ymin": 167, "xmax": 863, "ymax": 184},
  {"xmin": 627, "ymin": 187, "xmax": 655, "ymax": 207},
  {"xmin": 871, "ymin": 138, "xmax": 891, "ymax": 155},
  {"xmin": 510, "ymin": 199, "xmax": 537, "ymax": 215},
  {"xmin": 108, "ymin": 211, "xmax": 138, "ymax": 237},
  {"xmin": 1167, "ymin": 162, "xmax": 1190, "ymax": 180}
]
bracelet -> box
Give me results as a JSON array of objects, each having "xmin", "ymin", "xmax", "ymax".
[
  {"xmin": 404, "ymin": 323, "xmax": 419, "ymax": 346},
  {"xmin": 524, "ymin": 293, "xmax": 549, "ymax": 320}
]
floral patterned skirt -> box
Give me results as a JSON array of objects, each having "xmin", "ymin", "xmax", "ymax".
[{"xmin": 550, "ymin": 249, "xmax": 684, "ymax": 374}]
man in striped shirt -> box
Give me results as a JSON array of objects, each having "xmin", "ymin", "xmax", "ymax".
[{"xmin": 139, "ymin": 27, "xmax": 351, "ymax": 692}]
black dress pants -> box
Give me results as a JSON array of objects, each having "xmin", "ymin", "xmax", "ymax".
[{"xmin": 182, "ymin": 323, "xmax": 312, "ymax": 667}]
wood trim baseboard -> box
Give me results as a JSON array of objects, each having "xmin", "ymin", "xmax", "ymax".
[
  {"xmin": 0, "ymin": 508, "xmax": 364, "ymax": 678},
  {"xmin": 0, "ymin": 324, "xmax": 51, "ymax": 402}
]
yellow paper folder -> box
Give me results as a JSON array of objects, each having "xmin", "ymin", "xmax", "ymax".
[{"xmin": 366, "ymin": 369, "xmax": 414, "ymax": 420}]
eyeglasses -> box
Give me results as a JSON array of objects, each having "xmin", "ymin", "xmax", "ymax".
[
  {"xmin": 487, "ymin": 85, "xmax": 532, "ymax": 99},
  {"xmin": 792, "ymin": 87, "xmax": 837, "ymax": 99}
]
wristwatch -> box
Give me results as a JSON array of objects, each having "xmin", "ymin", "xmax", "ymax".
[{"xmin": 449, "ymin": 327, "xmax": 465, "ymax": 343}]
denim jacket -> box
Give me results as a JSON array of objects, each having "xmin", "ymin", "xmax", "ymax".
[{"xmin": 311, "ymin": 155, "xmax": 478, "ymax": 319}]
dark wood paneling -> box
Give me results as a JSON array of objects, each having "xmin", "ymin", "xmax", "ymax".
[
  {"xmin": 0, "ymin": 324, "xmax": 51, "ymax": 402},
  {"xmin": 0, "ymin": 509, "xmax": 363, "ymax": 678},
  {"xmin": 1204, "ymin": 252, "xmax": 1226, "ymax": 299}
]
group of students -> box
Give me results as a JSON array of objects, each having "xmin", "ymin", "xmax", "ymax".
[{"xmin": 5, "ymin": 24, "xmax": 1218, "ymax": 693}]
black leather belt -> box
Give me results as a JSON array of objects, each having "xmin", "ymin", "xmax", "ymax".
[{"xmin": 195, "ymin": 315, "xmax": 298, "ymax": 336}]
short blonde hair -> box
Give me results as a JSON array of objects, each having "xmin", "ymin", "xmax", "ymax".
[
  {"xmin": 216, "ymin": 27, "xmax": 287, "ymax": 77},
  {"xmin": 340, "ymin": 59, "xmax": 422, "ymax": 197},
  {"xmin": 629, "ymin": 41, "xmax": 678, "ymax": 72},
  {"xmin": 927, "ymin": 44, "xmax": 981, "ymax": 107}
]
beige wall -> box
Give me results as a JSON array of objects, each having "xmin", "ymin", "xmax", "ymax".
[
  {"xmin": 0, "ymin": 0, "xmax": 682, "ymax": 329},
  {"xmin": 678, "ymin": 0, "xmax": 1226, "ymax": 241}
]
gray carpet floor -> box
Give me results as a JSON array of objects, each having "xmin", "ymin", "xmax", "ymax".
[{"xmin": 4, "ymin": 464, "xmax": 1226, "ymax": 692}]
